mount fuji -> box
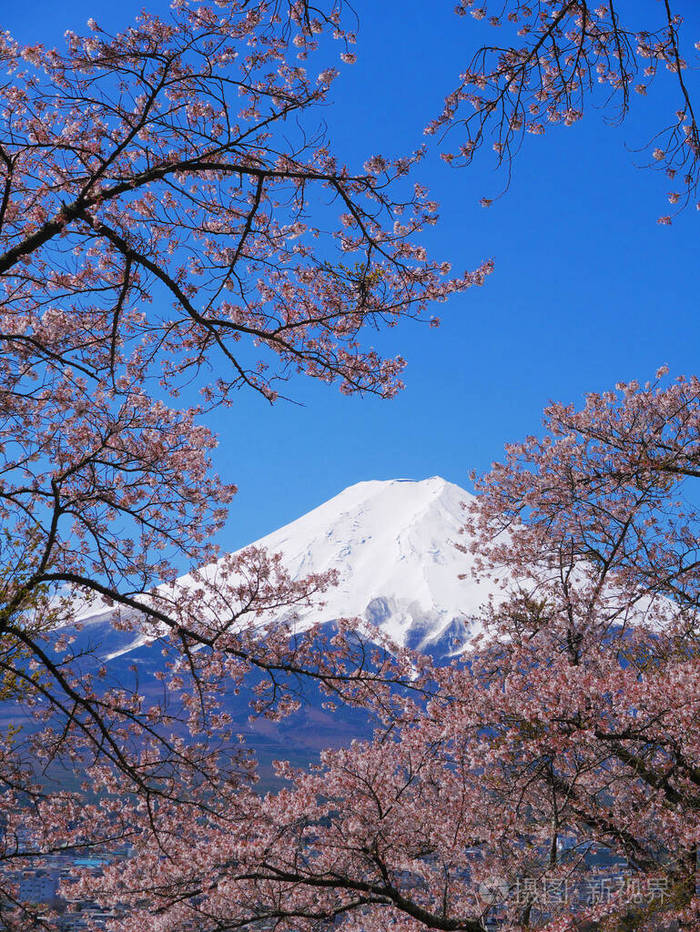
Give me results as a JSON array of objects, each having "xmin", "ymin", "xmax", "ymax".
[
  {"xmin": 224, "ymin": 475, "xmax": 488, "ymax": 656},
  {"xmin": 78, "ymin": 475, "xmax": 491, "ymax": 662},
  {"xmin": 10, "ymin": 478, "xmax": 493, "ymax": 786}
]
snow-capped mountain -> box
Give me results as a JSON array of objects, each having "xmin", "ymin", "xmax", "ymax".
[
  {"xmin": 220, "ymin": 476, "xmax": 487, "ymax": 656},
  {"xmin": 75, "ymin": 476, "xmax": 489, "ymax": 661},
  {"xmin": 9, "ymin": 478, "xmax": 490, "ymax": 787}
]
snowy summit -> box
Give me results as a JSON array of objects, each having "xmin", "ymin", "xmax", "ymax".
[
  {"xmin": 226, "ymin": 476, "xmax": 489, "ymax": 657},
  {"xmin": 75, "ymin": 477, "xmax": 491, "ymax": 661}
]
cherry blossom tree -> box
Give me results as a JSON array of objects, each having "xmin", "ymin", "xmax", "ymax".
[
  {"xmin": 0, "ymin": 0, "xmax": 489, "ymax": 924},
  {"xmin": 0, "ymin": 1, "xmax": 698, "ymax": 930},
  {"xmin": 82, "ymin": 373, "xmax": 698, "ymax": 931}
]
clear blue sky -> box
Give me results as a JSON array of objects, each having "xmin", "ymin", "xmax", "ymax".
[{"xmin": 5, "ymin": 1, "xmax": 699, "ymax": 554}]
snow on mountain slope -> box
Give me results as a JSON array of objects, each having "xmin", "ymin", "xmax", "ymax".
[
  {"xmin": 212, "ymin": 476, "xmax": 488, "ymax": 656},
  {"xmin": 75, "ymin": 476, "xmax": 491, "ymax": 660}
]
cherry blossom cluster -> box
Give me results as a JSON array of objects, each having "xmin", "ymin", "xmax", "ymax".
[
  {"xmin": 427, "ymin": 1, "xmax": 699, "ymax": 219},
  {"xmin": 50, "ymin": 373, "xmax": 699, "ymax": 932}
]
